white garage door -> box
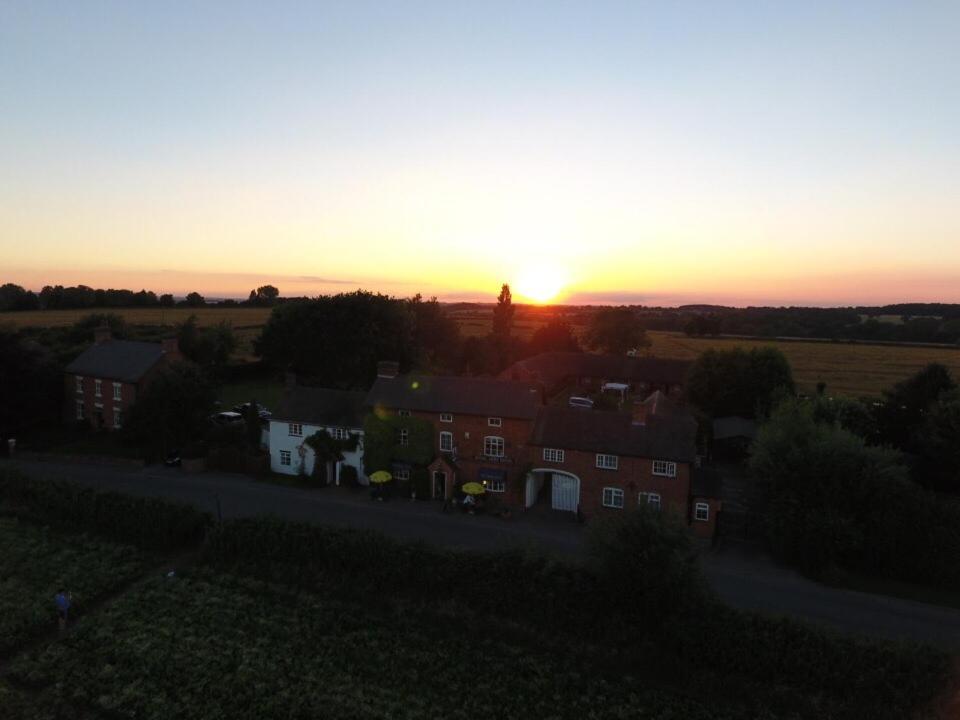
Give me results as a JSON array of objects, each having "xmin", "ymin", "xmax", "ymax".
[{"xmin": 551, "ymin": 474, "xmax": 580, "ymax": 512}]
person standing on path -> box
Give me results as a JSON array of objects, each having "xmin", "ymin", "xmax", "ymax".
[{"xmin": 54, "ymin": 589, "xmax": 72, "ymax": 630}]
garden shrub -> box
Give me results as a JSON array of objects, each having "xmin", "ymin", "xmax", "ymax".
[
  {"xmin": 0, "ymin": 468, "xmax": 210, "ymax": 552},
  {"xmin": 338, "ymin": 464, "xmax": 358, "ymax": 487}
]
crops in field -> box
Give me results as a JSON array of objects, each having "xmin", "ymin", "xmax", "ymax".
[
  {"xmin": 0, "ymin": 518, "xmax": 146, "ymax": 654},
  {"xmin": 0, "ymin": 307, "xmax": 273, "ymax": 329}
]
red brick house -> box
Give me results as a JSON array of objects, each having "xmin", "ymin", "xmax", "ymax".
[
  {"xmin": 365, "ymin": 362, "xmax": 543, "ymax": 504},
  {"xmin": 64, "ymin": 326, "xmax": 181, "ymax": 430}
]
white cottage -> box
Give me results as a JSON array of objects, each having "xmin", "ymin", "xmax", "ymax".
[{"xmin": 269, "ymin": 385, "xmax": 368, "ymax": 484}]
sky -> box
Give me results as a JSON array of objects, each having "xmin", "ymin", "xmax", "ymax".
[{"xmin": 1, "ymin": 1, "xmax": 958, "ymax": 306}]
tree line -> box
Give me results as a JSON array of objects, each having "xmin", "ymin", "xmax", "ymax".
[{"xmin": 0, "ymin": 282, "xmax": 286, "ymax": 311}]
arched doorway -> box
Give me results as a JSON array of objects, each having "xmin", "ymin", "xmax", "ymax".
[{"xmin": 526, "ymin": 469, "xmax": 581, "ymax": 513}]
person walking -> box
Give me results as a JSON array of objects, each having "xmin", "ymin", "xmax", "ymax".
[{"xmin": 54, "ymin": 588, "xmax": 72, "ymax": 630}]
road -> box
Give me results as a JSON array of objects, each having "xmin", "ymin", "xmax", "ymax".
[{"xmin": 5, "ymin": 457, "xmax": 960, "ymax": 649}]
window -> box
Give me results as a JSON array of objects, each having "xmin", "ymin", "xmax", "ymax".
[
  {"xmin": 75, "ymin": 376, "xmax": 83, "ymax": 393},
  {"xmin": 483, "ymin": 436, "xmax": 505, "ymax": 458},
  {"xmin": 652, "ymin": 460, "xmax": 677, "ymax": 477},
  {"xmin": 398, "ymin": 409, "xmax": 411, "ymax": 418},
  {"xmin": 288, "ymin": 423, "xmax": 303, "ymax": 437},
  {"xmin": 399, "ymin": 429, "xmax": 409, "ymax": 446},
  {"xmin": 113, "ymin": 408, "xmax": 122, "ymax": 429},
  {"xmin": 487, "ymin": 417, "xmax": 502, "ymax": 427},
  {"xmin": 94, "ymin": 379, "xmax": 102, "ymax": 397},
  {"xmin": 639, "ymin": 492, "xmax": 662, "ymax": 510},
  {"xmin": 596, "ymin": 453, "xmax": 618, "ymax": 470},
  {"xmin": 694, "ymin": 502, "xmax": 710, "ymax": 522},
  {"xmin": 112, "ymin": 382, "xmax": 122, "ymax": 401},
  {"xmin": 542, "ymin": 448, "xmax": 565, "ymax": 463},
  {"xmin": 279, "ymin": 450, "xmax": 292, "ymax": 466},
  {"xmin": 331, "ymin": 428, "xmax": 349, "ymax": 440},
  {"xmin": 440, "ymin": 413, "xmax": 453, "ymax": 423},
  {"xmin": 76, "ymin": 400, "xmax": 85, "ymax": 420},
  {"xmin": 602, "ymin": 487, "xmax": 624, "ymax": 508},
  {"xmin": 439, "ymin": 431, "xmax": 453, "ymax": 452},
  {"xmin": 486, "ymin": 477, "xmax": 506, "ymax": 493},
  {"xmin": 394, "ymin": 467, "xmax": 410, "ymax": 481}
]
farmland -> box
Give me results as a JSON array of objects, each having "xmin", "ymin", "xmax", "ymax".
[{"xmin": 0, "ymin": 307, "xmax": 272, "ymax": 329}]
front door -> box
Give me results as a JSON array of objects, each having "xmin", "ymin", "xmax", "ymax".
[
  {"xmin": 551, "ymin": 474, "xmax": 580, "ymax": 512},
  {"xmin": 433, "ymin": 471, "xmax": 447, "ymax": 499}
]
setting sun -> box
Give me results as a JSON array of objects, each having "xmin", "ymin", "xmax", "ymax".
[{"xmin": 515, "ymin": 266, "xmax": 567, "ymax": 304}]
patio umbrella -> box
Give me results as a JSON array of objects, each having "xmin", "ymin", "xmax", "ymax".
[
  {"xmin": 461, "ymin": 482, "xmax": 486, "ymax": 495},
  {"xmin": 369, "ymin": 470, "xmax": 392, "ymax": 484}
]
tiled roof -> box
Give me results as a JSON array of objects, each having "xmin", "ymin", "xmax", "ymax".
[
  {"xmin": 273, "ymin": 386, "xmax": 367, "ymax": 428},
  {"xmin": 502, "ymin": 352, "xmax": 691, "ymax": 388},
  {"xmin": 65, "ymin": 340, "xmax": 167, "ymax": 383},
  {"xmin": 366, "ymin": 375, "xmax": 542, "ymax": 420}
]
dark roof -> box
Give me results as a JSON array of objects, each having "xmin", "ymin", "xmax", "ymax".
[
  {"xmin": 502, "ymin": 352, "xmax": 691, "ymax": 388},
  {"xmin": 692, "ymin": 466, "xmax": 723, "ymax": 498},
  {"xmin": 65, "ymin": 340, "xmax": 167, "ymax": 383},
  {"xmin": 366, "ymin": 375, "xmax": 542, "ymax": 420},
  {"xmin": 530, "ymin": 406, "xmax": 697, "ymax": 462},
  {"xmin": 272, "ymin": 386, "xmax": 367, "ymax": 428}
]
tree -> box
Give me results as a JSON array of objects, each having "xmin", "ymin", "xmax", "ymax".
[
  {"xmin": 528, "ymin": 318, "xmax": 580, "ymax": 355},
  {"xmin": 176, "ymin": 316, "xmax": 235, "ymax": 374},
  {"xmin": 159, "ymin": 294, "xmax": 175, "ymax": 307},
  {"xmin": 254, "ymin": 291, "xmax": 416, "ymax": 388},
  {"xmin": 0, "ymin": 284, "xmax": 39, "ymax": 311},
  {"xmin": 71, "ymin": 313, "xmax": 129, "ymax": 342},
  {"xmin": 408, "ymin": 294, "xmax": 461, "ymax": 371},
  {"xmin": 123, "ymin": 363, "xmax": 218, "ymax": 459},
  {"xmin": 876, "ymin": 363, "xmax": 955, "ymax": 451},
  {"xmin": 583, "ymin": 307, "xmax": 649, "ymax": 355},
  {"xmin": 687, "ymin": 347, "xmax": 794, "ymax": 418},
  {"xmin": 917, "ymin": 389, "xmax": 960, "ymax": 492},
  {"xmin": 184, "ymin": 292, "xmax": 206, "ymax": 308},
  {"xmin": 492, "ymin": 284, "xmax": 514, "ymax": 340},
  {"xmin": 0, "ymin": 328, "xmax": 61, "ymax": 437}
]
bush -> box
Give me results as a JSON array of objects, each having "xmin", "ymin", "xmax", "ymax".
[
  {"xmin": 0, "ymin": 468, "xmax": 210, "ymax": 552},
  {"xmin": 338, "ymin": 464, "xmax": 358, "ymax": 487}
]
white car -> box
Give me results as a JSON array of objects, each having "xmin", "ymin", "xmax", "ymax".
[
  {"xmin": 212, "ymin": 411, "xmax": 244, "ymax": 425},
  {"xmin": 568, "ymin": 396, "xmax": 594, "ymax": 409}
]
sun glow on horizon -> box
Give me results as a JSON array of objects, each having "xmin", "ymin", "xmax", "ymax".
[{"xmin": 514, "ymin": 265, "xmax": 568, "ymax": 304}]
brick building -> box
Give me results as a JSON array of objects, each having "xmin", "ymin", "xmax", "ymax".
[{"xmin": 64, "ymin": 326, "xmax": 181, "ymax": 430}]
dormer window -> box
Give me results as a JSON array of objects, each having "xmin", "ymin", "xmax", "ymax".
[{"xmin": 487, "ymin": 417, "xmax": 502, "ymax": 427}]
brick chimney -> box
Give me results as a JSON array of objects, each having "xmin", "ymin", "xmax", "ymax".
[
  {"xmin": 377, "ymin": 360, "xmax": 400, "ymax": 379},
  {"xmin": 94, "ymin": 325, "xmax": 112, "ymax": 344}
]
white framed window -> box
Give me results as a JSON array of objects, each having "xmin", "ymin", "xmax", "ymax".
[
  {"xmin": 76, "ymin": 400, "xmax": 85, "ymax": 420},
  {"xmin": 331, "ymin": 428, "xmax": 349, "ymax": 440},
  {"xmin": 279, "ymin": 450, "xmax": 292, "ymax": 466},
  {"xmin": 113, "ymin": 408, "xmax": 122, "ymax": 429},
  {"xmin": 398, "ymin": 409, "xmax": 411, "ymax": 418},
  {"xmin": 439, "ymin": 431, "xmax": 453, "ymax": 452},
  {"xmin": 602, "ymin": 487, "xmax": 624, "ymax": 508},
  {"xmin": 694, "ymin": 502, "xmax": 710, "ymax": 522},
  {"xmin": 596, "ymin": 453, "xmax": 618, "ymax": 470},
  {"xmin": 440, "ymin": 413, "xmax": 453, "ymax": 423},
  {"xmin": 112, "ymin": 382, "xmax": 122, "ymax": 401},
  {"xmin": 487, "ymin": 417, "xmax": 502, "ymax": 427},
  {"xmin": 94, "ymin": 379, "xmax": 102, "ymax": 397},
  {"xmin": 399, "ymin": 429, "xmax": 409, "ymax": 446},
  {"xmin": 639, "ymin": 492, "xmax": 662, "ymax": 510},
  {"xmin": 394, "ymin": 467, "xmax": 410, "ymax": 481},
  {"xmin": 486, "ymin": 477, "xmax": 506, "ymax": 493},
  {"xmin": 483, "ymin": 436, "xmax": 505, "ymax": 458},
  {"xmin": 75, "ymin": 376, "xmax": 83, "ymax": 393},
  {"xmin": 542, "ymin": 448, "xmax": 565, "ymax": 463},
  {"xmin": 652, "ymin": 460, "xmax": 677, "ymax": 477},
  {"xmin": 288, "ymin": 423, "xmax": 303, "ymax": 437}
]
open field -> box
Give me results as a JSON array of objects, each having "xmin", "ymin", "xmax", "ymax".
[
  {"xmin": 0, "ymin": 307, "xmax": 273, "ymax": 329},
  {"xmin": 648, "ymin": 332, "xmax": 960, "ymax": 397}
]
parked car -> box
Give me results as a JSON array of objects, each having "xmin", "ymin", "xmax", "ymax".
[
  {"xmin": 568, "ymin": 396, "xmax": 595, "ymax": 409},
  {"xmin": 211, "ymin": 411, "xmax": 244, "ymax": 426},
  {"xmin": 232, "ymin": 402, "xmax": 272, "ymax": 420}
]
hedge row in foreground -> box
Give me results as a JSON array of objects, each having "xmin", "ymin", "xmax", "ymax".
[{"xmin": 0, "ymin": 468, "xmax": 210, "ymax": 553}]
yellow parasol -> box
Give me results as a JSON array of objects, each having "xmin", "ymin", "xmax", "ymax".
[
  {"xmin": 369, "ymin": 470, "xmax": 392, "ymax": 484},
  {"xmin": 461, "ymin": 482, "xmax": 486, "ymax": 496}
]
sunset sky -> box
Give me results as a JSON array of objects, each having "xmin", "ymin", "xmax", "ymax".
[{"xmin": 2, "ymin": 2, "xmax": 958, "ymax": 306}]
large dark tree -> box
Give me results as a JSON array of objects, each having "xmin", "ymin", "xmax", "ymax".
[
  {"xmin": 0, "ymin": 284, "xmax": 40, "ymax": 311},
  {"xmin": 687, "ymin": 347, "xmax": 794, "ymax": 418},
  {"xmin": 123, "ymin": 363, "xmax": 218, "ymax": 459},
  {"xmin": 0, "ymin": 329, "xmax": 61, "ymax": 439},
  {"xmin": 528, "ymin": 318, "xmax": 580, "ymax": 355},
  {"xmin": 254, "ymin": 291, "xmax": 416, "ymax": 388},
  {"xmin": 916, "ymin": 388, "xmax": 960, "ymax": 493},
  {"xmin": 583, "ymin": 307, "xmax": 649, "ymax": 355},
  {"xmin": 176, "ymin": 315, "xmax": 235, "ymax": 374},
  {"xmin": 876, "ymin": 363, "xmax": 955, "ymax": 451},
  {"xmin": 183, "ymin": 292, "xmax": 206, "ymax": 308},
  {"xmin": 408, "ymin": 294, "xmax": 461, "ymax": 371}
]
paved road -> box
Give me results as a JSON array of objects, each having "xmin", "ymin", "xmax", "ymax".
[{"xmin": 6, "ymin": 458, "xmax": 960, "ymax": 649}]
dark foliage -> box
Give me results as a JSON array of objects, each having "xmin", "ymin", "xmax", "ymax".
[
  {"xmin": 0, "ymin": 283, "xmax": 40, "ymax": 311},
  {"xmin": 527, "ymin": 318, "xmax": 581, "ymax": 354},
  {"xmin": 687, "ymin": 347, "xmax": 795, "ymax": 418},
  {"xmin": 0, "ymin": 328, "xmax": 62, "ymax": 437},
  {"xmin": 583, "ymin": 306, "xmax": 649, "ymax": 354}
]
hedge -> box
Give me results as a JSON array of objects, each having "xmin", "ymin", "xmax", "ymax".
[{"xmin": 0, "ymin": 468, "xmax": 211, "ymax": 553}]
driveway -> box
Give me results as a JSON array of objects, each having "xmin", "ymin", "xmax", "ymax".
[{"xmin": 5, "ymin": 458, "xmax": 960, "ymax": 649}]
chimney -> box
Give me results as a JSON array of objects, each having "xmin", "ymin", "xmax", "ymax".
[
  {"xmin": 161, "ymin": 337, "xmax": 180, "ymax": 356},
  {"xmin": 377, "ymin": 360, "xmax": 399, "ymax": 379},
  {"xmin": 94, "ymin": 325, "xmax": 112, "ymax": 344},
  {"xmin": 285, "ymin": 371, "xmax": 297, "ymax": 390}
]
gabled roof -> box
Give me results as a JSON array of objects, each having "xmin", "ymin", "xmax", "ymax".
[
  {"xmin": 502, "ymin": 352, "xmax": 691, "ymax": 388},
  {"xmin": 65, "ymin": 340, "xmax": 167, "ymax": 383},
  {"xmin": 272, "ymin": 386, "xmax": 367, "ymax": 428},
  {"xmin": 366, "ymin": 375, "xmax": 542, "ymax": 420},
  {"xmin": 530, "ymin": 406, "xmax": 697, "ymax": 462}
]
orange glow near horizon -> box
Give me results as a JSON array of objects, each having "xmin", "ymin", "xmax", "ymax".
[{"xmin": 514, "ymin": 266, "xmax": 568, "ymax": 304}]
